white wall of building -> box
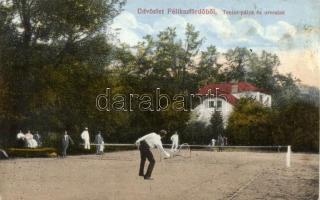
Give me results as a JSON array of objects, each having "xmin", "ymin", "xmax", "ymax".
[
  {"xmin": 190, "ymin": 91, "xmax": 272, "ymax": 127},
  {"xmin": 232, "ymin": 91, "xmax": 272, "ymax": 107},
  {"xmin": 191, "ymin": 97, "xmax": 234, "ymax": 127}
]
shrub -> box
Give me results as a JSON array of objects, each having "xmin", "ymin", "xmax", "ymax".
[
  {"xmin": 7, "ymin": 148, "xmax": 58, "ymax": 158},
  {"xmin": 182, "ymin": 121, "xmax": 211, "ymax": 145}
]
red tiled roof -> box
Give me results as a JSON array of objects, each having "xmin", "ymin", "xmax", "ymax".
[
  {"xmin": 198, "ymin": 82, "xmax": 261, "ymax": 94},
  {"xmin": 197, "ymin": 82, "xmax": 264, "ymax": 105}
]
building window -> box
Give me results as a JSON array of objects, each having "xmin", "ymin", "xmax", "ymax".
[
  {"xmin": 208, "ymin": 100, "xmax": 215, "ymax": 108},
  {"xmin": 217, "ymin": 100, "xmax": 222, "ymax": 108}
]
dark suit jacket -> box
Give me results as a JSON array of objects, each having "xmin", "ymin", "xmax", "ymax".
[
  {"xmin": 62, "ymin": 135, "xmax": 74, "ymax": 147},
  {"xmin": 94, "ymin": 134, "xmax": 104, "ymax": 144}
]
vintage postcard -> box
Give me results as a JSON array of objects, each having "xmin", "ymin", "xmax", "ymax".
[{"xmin": 0, "ymin": 0, "xmax": 319, "ymax": 199}]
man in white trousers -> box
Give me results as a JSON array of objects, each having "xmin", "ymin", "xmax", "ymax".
[
  {"xmin": 135, "ymin": 130, "xmax": 170, "ymax": 180},
  {"xmin": 211, "ymin": 138, "xmax": 216, "ymax": 147},
  {"xmin": 81, "ymin": 127, "xmax": 90, "ymax": 150},
  {"xmin": 170, "ymin": 131, "xmax": 179, "ymax": 152}
]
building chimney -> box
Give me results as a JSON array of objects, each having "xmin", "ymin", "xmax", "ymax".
[{"xmin": 231, "ymin": 83, "xmax": 238, "ymax": 93}]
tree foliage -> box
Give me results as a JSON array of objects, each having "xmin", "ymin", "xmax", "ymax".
[
  {"xmin": 0, "ymin": 0, "xmax": 125, "ymax": 146},
  {"xmin": 272, "ymin": 101, "xmax": 319, "ymax": 152},
  {"xmin": 209, "ymin": 111, "xmax": 224, "ymax": 139},
  {"xmin": 226, "ymin": 98, "xmax": 274, "ymax": 146},
  {"xmin": 226, "ymin": 98, "xmax": 318, "ymax": 152}
]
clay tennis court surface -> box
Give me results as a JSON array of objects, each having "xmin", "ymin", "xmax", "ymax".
[{"xmin": 0, "ymin": 150, "xmax": 318, "ymax": 200}]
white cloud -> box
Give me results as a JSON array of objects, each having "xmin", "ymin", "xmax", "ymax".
[
  {"xmin": 232, "ymin": 18, "xmax": 264, "ymax": 43},
  {"xmin": 187, "ymin": 7, "xmax": 234, "ymax": 41},
  {"xmin": 117, "ymin": 29, "xmax": 141, "ymax": 46},
  {"xmin": 112, "ymin": 11, "xmax": 138, "ymax": 29},
  {"xmin": 153, "ymin": 15, "xmax": 188, "ymax": 35},
  {"xmin": 110, "ymin": 11, "xmax": 154, "ymax": 46},
  {"xmin": 264, "ymin": 21, "xmax": 297, "ymax": 43}
]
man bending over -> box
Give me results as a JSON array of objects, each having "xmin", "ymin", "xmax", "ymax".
[{"xmin": 135, "ymin": 130, "xmax": 170, "ymax": 180}]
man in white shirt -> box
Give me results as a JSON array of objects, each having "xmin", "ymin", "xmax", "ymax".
[
  {"xmin": 81, "ymin": 127, "xmax": 90, "ymax": 149},
  {"xmin": 170, "ymin": 131, "xmax": 179, "ymax": 152},
  {"xmin": 211, "ymin": 138, "xmax": 216, "ymax": 147},
  {"xmin": 135, "ymin": 130, "xmax": 170, "ymax": 180},
  {"xmin": 25, "ymin": 130, "xmax": 38, "ymax": 148}
]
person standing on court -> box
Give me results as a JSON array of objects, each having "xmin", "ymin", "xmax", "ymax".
[
  {"xmin": 34, "ymin": 131, "xmax": 42, "ymax": 147},
  {"xmin": 135, "ymin": 130, "xmax": 170, "ymax": 180},
  {"xmin": 218, "ymin": 134, "xmax": 224, "ymax": 152},
  {"xmin": 170, "ymin": 131, "xmax": 179, "ymax": 152},
  {"xmin": 211, "ymin": 138, "xmax": 216, "ymax": 147},
  {"xmin": 224, "ymin": 136, "xmax": 228, "ymax": 146},
  {"xmin": 62, "ymin": 130, "xmax": 74, "ymax": 158},
  {"xmin": 81, "ymin": 127, "xmax": 90, "ymax": 149},
  {"xmin": 94, "ymin": 131, "xmax": 104, "ymax": 154}
]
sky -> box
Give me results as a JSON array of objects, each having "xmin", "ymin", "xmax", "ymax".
[{"xmin": 110, "ymin": 0, "xmax": 320, "ymax": 87}]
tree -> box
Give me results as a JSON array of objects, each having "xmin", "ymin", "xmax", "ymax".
[
  {"xmin": 182, "ymin": 121, "xmax": 211, "ymax": 145},
  {"xmin": 124, "ymin": 24, "xmax": 202, "ymax": 92},
  {"xmin": 226, "ymin": 98, "xmax": 274, "ymax": 145},
  {"xmin": 181, "ymin": 23, "xmax": 203, "ymax": 89},
  {"xmin": 209, "ymin": 111, "xmax": 224, "ymax": 140},
  {"xmin": 0, "ymin": 0, "xmax": 125, "ymax": 146},
  {"xmin": 273, "ymin": 101, "xmax": 319, "ymax": 152},
  {"xmin": 223, "ymin": 47, "xmax": 251, "ymax": 82},
  {"xmin": 222, "ymin": 48, "xmax": 300, "ymax": 108},
  {"xmin": 271, "ymin": 73, "xmax": 300, "ymax": 108},
  {"xmin": 196, "ymin": 45, "xmax": 223, "ymax": 87},
  {"xmin": 247, "ymin": 50, "xmax": 280, "ymax": 91}
]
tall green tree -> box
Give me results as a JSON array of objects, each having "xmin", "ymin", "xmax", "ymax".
[
  {"xmin": 182, "ymin": 121, "xmax": 211, "ymax": 145},
  {"xmin": 196, "ymin": 45, "xmax": 222, "ymax": 87},
  {"xmin": 126, "ymin": 24, "xmax": 202, "ymax": 91},
  {"xmin": 222, "ymin": 47, "xmax": 300, "ymax": 107},
  {"xmin": 209, "ymin": 111, "xmax": 224, "ymax": 139},
  {"xmin": 247, "ymin": 50, "xmax": 280, "ymax": 91},
  {"xmin": 0, "ymin": 0, "xmax": 125, "ymax": 146},
  {"xmin": 223, "ymin": 47, "xmax": 251, "ymax": 81},
  {"xmin": 180, "ymin": 23, "xmax": 203, "ymax": 89},
  {"xmin": 226, "ymin": 98, "xmax": 274, "ymax": 145},
  {"xmin": 273, "ymin": 101, "xmax": 319, "ymax": 152}
]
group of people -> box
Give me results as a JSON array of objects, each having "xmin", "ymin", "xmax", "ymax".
[
  {"xmin": 211, "ymin": 135, "xmax": 228, "ymax": 146},
  {"xmin": 14, "ymin": 127, "xmax": 228, "ymax": 181},
  {"xmin": 211, "ymin": 135, "xmax": 228, "ymax": 152},
  {"xmin": 62, "ymin": 128, "xmax": 178, "ymax": 180},
  {"xmin": 16, "ymin": 130, "xmax": 42, "ymax": 148},
  {"xmin": 14, "ymin": 127, "xmax": 180, "ymax": 181},
  {"xmin": 79, "ymin": 128, "xmax": 105, "ymax": 154},
  {"xmin": 62, "ymin": 128, "xmax": 105, "ymax": 157}
]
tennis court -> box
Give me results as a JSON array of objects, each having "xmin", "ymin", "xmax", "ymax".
[{"xmin": 0, "ymin": 150, "xmax": 318, "ymax": 200}]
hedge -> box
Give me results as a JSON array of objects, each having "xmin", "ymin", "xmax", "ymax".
[{"xmin": 7, "ymin": 148, "xmax": 58, "ymax": 158}]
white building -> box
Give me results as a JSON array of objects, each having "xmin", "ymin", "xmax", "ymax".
[{"xmin": 191, "ymin": 82, "xmax": 272, "ymax": 127}]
